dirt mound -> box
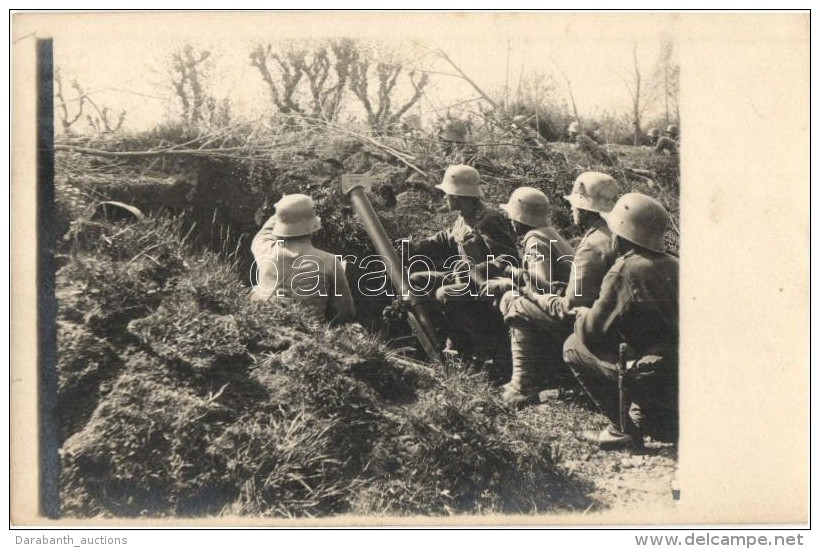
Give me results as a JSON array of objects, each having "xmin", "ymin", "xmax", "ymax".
[{"xmin": 57, "ymin": 216, "xmax": 590, "ymax": 518}]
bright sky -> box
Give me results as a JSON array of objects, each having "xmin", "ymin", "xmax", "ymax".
[{"xmin": 18, "ymin": 12, "xmax": 678, "ymax": 132}]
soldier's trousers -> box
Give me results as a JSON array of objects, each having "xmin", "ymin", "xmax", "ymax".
[
  {"xmin": 408, "ymin": 270, "xmax": 504, "ymax": 356},
  {"xmin": 563, "ymin": 333, "xmax": 679, "ymax": 442},
  {"xmin": 500, "ymin": 294, "xmax": 573, "ymax": 396}
]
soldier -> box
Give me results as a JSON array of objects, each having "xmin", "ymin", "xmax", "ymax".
[
  {"xmin": 510, "ymin": 115, "xmax": 552, "ymax": 160},
  {"xmin": 440, "ymin": 118, "xmax": 469, "ymax": 144},
  {"xmin": 564, "ymin": 193, "xmax": 678, "ymax": 450},
  {"xmin": 400, "ymin": 114, "xmax": 422, "ymax": 147},
  {"xmin": 576, "ymin": 133, "xmax": 617, "ymax": 166},
  {"xmin": 654, "ymin": 123, "xmax": 680, "ymax": 154},
  {"xmin": 498, "ymin": 172, "xmax": 620, "ymax": 406},
  {"xmin": 646, "ymin": 127, "xmax": 660, "ymax": 147},
  {"xmin": 438, "ymin": 118, "xmax": 473, "ymax": 163},
  {"xmin": 479, "ymin": 187, "xmax": 574, "ymax": 301},
  {"xmin": 567, "ymin": 120, "xmax": 580, "ymax": 142},
  {"xmin": 511, "ymin": 115, "xmax": 536, "ymax": 136},
  {"xmin": 568, "ymin": 120, "xmax": 604, "ymax": 144},
  {"xmin": 251, "ymin": 193, "xmax": 355, "ymax": 325},
  {"xmin": 407, "ymin": 165, "xmax": 519, "ymax": 356}
]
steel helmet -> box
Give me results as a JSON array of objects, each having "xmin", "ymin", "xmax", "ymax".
[
  {"xmin": 603, "ymin": 193, "xmax": 669, "ymax": 253},
  {"xmin": 271, "ymin": 194, "xmax": 322, "ymax": 237},
  {"xmin": 501, "ymin": 187, "xmax": 551, "ymax": 228},
  {"xmin": 564, "ymin": 172, "xmax": 619, "ymax": 213},
  {"xmin": 441, "ymin": 119, "xmax": 468, "ymax": 142},
  {"xmin": 665, "ymin": 124, "xmax": 679, "ymax": 137},
  {"xmin": 435, "ymin": 164, "xmax": 482, "ymax": 197},
  {"xmin": 513, "ymin": 114, "xmax": 528, "ymax": 125},
  {"xmin": 567, "ymin": 121, "xmax": 580, "ymax": 133},
  {"xmin": 647, "ymin": 127, "xmax": 660, "ymax": 138}
]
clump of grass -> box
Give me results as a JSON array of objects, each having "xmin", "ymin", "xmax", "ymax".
[{"xmin": 349, "ymin": 362, "xmax": 584, "ymax": 516}]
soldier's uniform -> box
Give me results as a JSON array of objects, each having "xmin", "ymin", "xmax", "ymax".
[
  {"xmin": 501, "ymin": 217, "xmax": 617, "ymax": 401},
  {"xmin": 409, "ymin": 204, "xmax": 519, "ymax": 356},
  {"xmin": 251, "ymin": 194, "xmax": 355, "ymax": 325},
  {"xmin": 654, "ymin": 135, "xmax": 678, "ymax": 155},
  {"xmin": 654, "ymin": 124, "xmax": 680, "ymax": 155},
  {"xmin": 408, "ymin": 165, "xmax": 518, "ymax": 356},
  {"xmin": 564, "ymin": 193, "xmax": 679, "ymax": 447},
  {"xmin": 498, "ymin": 173, "xmax": 620, "ymax": 405}
]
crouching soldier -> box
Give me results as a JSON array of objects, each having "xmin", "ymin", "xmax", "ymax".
[
  {"xmin": 564, "ymin": 193, "xmax": 678, "ymax": 450},
  {"xmin": 654, "ymin": 124, "xmax": 679, "ymax": 155},
  {"xmin": 480, "ymin": 186, "xmax": 574, "ymax": 303},
  {"xmin": 646, "ymin": 127, "xmax": 660, "ymax": 147},
  {"xmin": 407, "ymin": 164, "xmax": 519, "ymax": 356},
  {"xmin": 498, "ymin": 172, "xmax": 620, "ymax": 406},
  {"xmin": 251, "ymin": 193, "xmax": 355, "ymax": 325}
]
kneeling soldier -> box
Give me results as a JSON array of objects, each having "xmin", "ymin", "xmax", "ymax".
[
  {"xmin": 564, "ymin": 193, "xmax": 679, "ymax": 450},
  {"xmin": 498, "ymin": 172, "xmax": 620, "ymax": 406}
]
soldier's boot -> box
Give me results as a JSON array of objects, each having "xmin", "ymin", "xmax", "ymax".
[{"xmin": 501, "ymin": 327, "xmax": 549, "ymax": 407}]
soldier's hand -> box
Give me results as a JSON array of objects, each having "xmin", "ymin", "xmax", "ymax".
[
  {"xmin": 567, "ymin": 306, "xmax": 590, "ymax": 318},
  {"xmin": 479, "ymin": 278, "xmax": 514, "ymax": 298},
  {"xmin": 521, "ymin": 286, "xmax": 546, "ymax": 302},
  {"xmin": 550, "ymin": 281, "xmax": 568, "ymax": 295}
]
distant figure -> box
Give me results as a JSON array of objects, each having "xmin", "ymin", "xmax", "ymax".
[
  {"xmin": 567, "ymin": 120, "xmax": 603, "ymax": 144},
  {"xmin": 511, "ymin": 115, "xmax": 536, "ymax": 137},
  {"xmin": 511, "ymin": 114, "xmax": 551, "ymax": 159},
  {"xmin": 567, "ymin": 120, "xmax": 580, "ymax": 142},
  {"xmin": 439, "ymin": 118, "xmax": 469, "ymax": 144},
  {"xmin": 646, "ymin": 127, "xmax": 660, "ymax": 147},
  {"xmin": 438, "ymin": 118, "xmax": 474, "ymax": 163},
  {"xmin": 251, "ymin": 194, "xmax": 355, "ymax": 325},
  {"xmin": 654, "ymin": 124, "xmax": 679, "ymax": 155},
  {"xmin": 401, "ymin": 114, "xmax": 423, "ymax": 146},
  {"xmin": 576, "ymin": 134, "xmax": 617, "ymax": 166}
]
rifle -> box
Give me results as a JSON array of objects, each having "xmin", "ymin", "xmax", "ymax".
[
  {"xmin": 618, "ymin": 342, "xmax": 629, "ymax": 435},
  {"xmin": 341, "ymin": 174, "xmax": 442, "ymax": 363}
]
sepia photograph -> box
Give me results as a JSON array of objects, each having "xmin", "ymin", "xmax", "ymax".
[{"xmin": 9, "ymin": 10, "xmax": 810, "ymax": 528}]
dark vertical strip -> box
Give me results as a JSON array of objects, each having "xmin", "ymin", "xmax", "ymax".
[{"xmin": 36, "ymin": 38, "xmax": 59, "ymax": 518}]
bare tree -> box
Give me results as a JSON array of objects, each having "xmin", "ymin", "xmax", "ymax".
[
  {"xmin": 653, "ymin": 36, "xmax": 680, "ymax": 126},
  {"xmin": 85, "ymin": 97, "xmax": 126, "ymax": 133},
  {"xmin": 622, "ymin": 41, "xmax": 661, "ymax": 146},
  {"xmin": 251, "ymin": 40, "xmax": 430, "ymax": 129},
  {"xmin": 347, "ymin": 48, "xmax": 430, "ymax": 130},
  {"xmin": 54, "ymin": 69, "xmax": 85, "ymax": 134},
  {"xmin": 169, "ymin": 44, "xmax": 213, "ymax": 126},
  {"xmin": 249, "ymin": 44, "xmax": 306, "ymax": 115}
]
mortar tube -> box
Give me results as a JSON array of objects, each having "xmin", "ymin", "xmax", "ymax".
[{"xmin": 346, "ymin": 185, "xmax": 442, "ymax": 361}]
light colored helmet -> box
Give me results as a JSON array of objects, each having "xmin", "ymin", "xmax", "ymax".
[
  {"xmin": 563, "ymin": 172, "xmax": 619, "ymax": 213},
  {"xmin": 513, "ymin": 114, "xmax": 528, "ymax": 125},
  {"xmin": 665, "ymin": 124, "xmax": 679, "ymax": 137},
  {"xmin": 271, "ymin": 194, "xmax": 322, "ymax": 237},
  {"xmin": 435, "ymin": 164, "xmax": 482, "ymax": 197},
  {"xmin": 567, "ymin": 121, "xmax": 580, "ymax": 133},
  {"xmin": 441, "ymin": 119, "xmax": 468, "ymax": 142},
  {"xmin": 501, "ymin": 187, "xmax": 551, "ymax": 228},
  {"xmin": 648, "ymin": 127, "xmax": 660, "ymax": 138},
  {"xmin": 604, "ymin": 193, "xmax": 669, "ymax": 253}
]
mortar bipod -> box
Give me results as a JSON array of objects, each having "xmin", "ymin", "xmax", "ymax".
[{"xmin": 341, "ymin": 174, "xmax": 442, "ymax": 363}]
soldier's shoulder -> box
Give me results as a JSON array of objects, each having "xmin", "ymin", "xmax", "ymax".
[
  {"xmin": 582, "ymin": 224, "xmax": 613, "ymax": 250},
  {"xmin": 474, "ymin": 208, "xmax": 511, "ymax": 231},
  {"xmin": 620, "ymin": 249, "xmax": 678, "ymax": 274}
]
